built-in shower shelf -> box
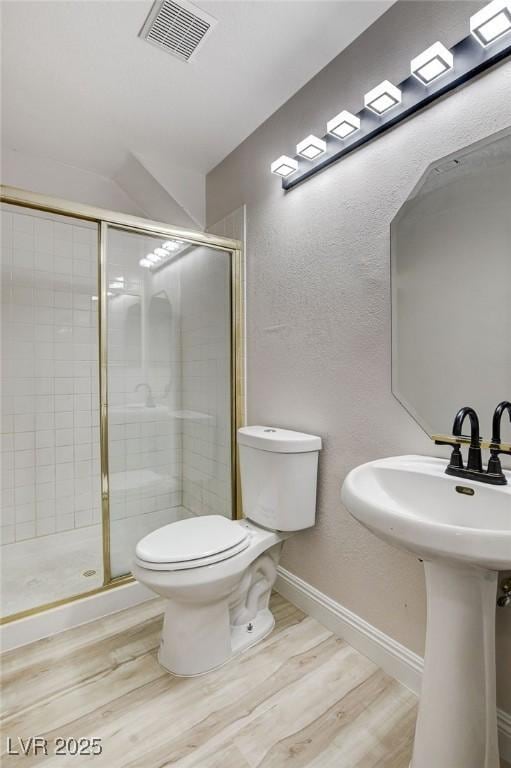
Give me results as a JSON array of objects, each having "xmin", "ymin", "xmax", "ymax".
[
  {"xmin": 170, "ymin": 410, "xmax": 213, "ymax": 421},
  {"xmin": 110, "ymin": 470, "xmax": 180, "ymax": 494}
]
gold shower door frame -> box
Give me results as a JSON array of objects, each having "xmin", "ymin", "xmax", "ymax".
[{"xmin": 0, "ymin": 186, "xmax": 245, "ymax": 624}]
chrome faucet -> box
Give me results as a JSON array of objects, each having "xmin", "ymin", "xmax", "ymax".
[{"xmin": 135, "ymin": 382, "xmax": 155, "ymax": 408}]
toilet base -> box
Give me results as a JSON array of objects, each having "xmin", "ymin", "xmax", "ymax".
[
  {"xmin": 153, "ymin": 545, "xmax": 281, "ymax": 677},
  {"xmin": 158, "ymin": 606, "xmax": 275, "ymax": 677}
]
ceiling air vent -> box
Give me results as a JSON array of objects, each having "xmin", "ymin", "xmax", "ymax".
[{"xmin": 140, "ymin": 0, "xmax": 217, "ymax": 62}]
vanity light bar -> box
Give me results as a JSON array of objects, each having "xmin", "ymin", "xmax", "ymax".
[{"xmin": 271, "ymin": 0, "xmax": 511, "ymax": 190}]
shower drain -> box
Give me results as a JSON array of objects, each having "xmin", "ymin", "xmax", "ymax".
[{"xmin": 82, "ymin": 569, "xmax": 97, "ymax": 578}]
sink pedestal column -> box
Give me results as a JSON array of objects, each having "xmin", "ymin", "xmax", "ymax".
[{"xmin": 412, "ymin": 561, "xmax": 499, "ymax": 768}]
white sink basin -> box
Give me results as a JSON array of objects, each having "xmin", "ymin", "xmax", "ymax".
[
  {"xmin": 342, "ymin": 455, "xmax": 511, "ymax": 570},
  {"xmin": 341, "ymin": 454, "xmax": 511, "ymax": 768}
]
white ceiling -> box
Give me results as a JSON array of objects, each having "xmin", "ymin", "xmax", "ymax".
[
  {"xmin": 1, "ymin": 0, "xmax": 393, "ymax": 223},
  {"xmin": 1, "ymin": 0, "xmax": 394, "ymax": 172}
]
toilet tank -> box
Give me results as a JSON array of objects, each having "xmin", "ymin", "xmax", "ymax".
[{"xmin": 238, "ymin": 426, "xmax": 322, "ymax": 531}]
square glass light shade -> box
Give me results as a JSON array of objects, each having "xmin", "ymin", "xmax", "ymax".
[
  {"xmin": 296, "ymin": 135, "xmax": 326, "ymax": 160},
  {"xmin": 270, "ymin": 155, "xmax": 298, "ymax": 177},
  {"xmin": 364, "ymin": 80, "xmax": 402, "ymax": 115},
  {"xmin": 327, "ymin": 110, "xmax": 361, "ymax": 139},
  {"xmin": 411, "ymin": 42, "xmax": 454, "ymax": 84},
  {"xmin": 470, "ymin": 0, "xmax": 511, "ymax": 45}
]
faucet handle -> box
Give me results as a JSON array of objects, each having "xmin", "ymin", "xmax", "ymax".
[
  {"xmin": 432, "ymin": 435, "xmax": 467, "ymax": 471},
  {"xmin": 486, "ymin": 437, "xmax": 511, "ymax": 481},
  {"xmin": 487, "ymin": 440, "xmax": 511, "ymax": 455},
  {"xmin": 432, "ymin": 433, "xmax": 473, "ymax": 447}
]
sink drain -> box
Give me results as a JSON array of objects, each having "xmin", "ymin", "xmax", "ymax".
[{"xmin": 82, "ymin": 569, "xmax": 97, "ymax": 578}]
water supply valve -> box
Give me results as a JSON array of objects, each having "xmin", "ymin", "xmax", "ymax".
[{"xmin": 497, "ymin": 577, "xmax": 511, "ymax": 608}]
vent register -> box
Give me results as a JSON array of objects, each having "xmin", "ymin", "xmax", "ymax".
[{"xmin": 140, "ymin": 0, "xmax": 217, "ymax": 62}]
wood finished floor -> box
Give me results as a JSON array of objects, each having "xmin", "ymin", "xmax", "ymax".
[{"xmin": 0, "ymin": 593, "xmax": 506, "ymax": 768}]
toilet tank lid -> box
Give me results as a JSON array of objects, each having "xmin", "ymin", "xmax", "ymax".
[{"xmin": 238, "ymin": 426, "xmax": 322, "ymax": 453}]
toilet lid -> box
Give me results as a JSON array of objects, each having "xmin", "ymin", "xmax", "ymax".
[{"xmin": 135, "ymin": 515, "xmax": 249, "ymax": 564}]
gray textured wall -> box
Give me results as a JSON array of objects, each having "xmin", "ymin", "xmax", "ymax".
[{"xmin": 206, "ymin": 1, "xmax": 511, "ymax": 712}]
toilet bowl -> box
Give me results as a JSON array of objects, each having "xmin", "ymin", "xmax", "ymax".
[{"xmin": 133, "ymin": 426, "xmax": 321, "ymax": 676}]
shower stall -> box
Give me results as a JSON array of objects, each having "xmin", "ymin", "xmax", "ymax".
[{"xmin": 0, "ymin": 186, "xmax": 244, "ymax": 623}]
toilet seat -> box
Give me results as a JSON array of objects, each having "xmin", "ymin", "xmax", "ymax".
[{"xmin": 135, "ymin": 515, "xmax": 250, "ymax": 571}]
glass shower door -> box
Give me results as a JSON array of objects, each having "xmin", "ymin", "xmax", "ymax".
[
  {"xmin": 105, "ymin": 226, "xmax": 232, "ymax": 578},
  {"xmin": 1, "ymin": 203, "xmax": 103, "ymax": 618}
]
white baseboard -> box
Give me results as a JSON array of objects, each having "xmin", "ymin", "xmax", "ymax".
[
  {"xmin": 275, "ymin": 566, "xmax": 511, "ymax": 763},
  {"xmin": 0, "ymin": 581, "xmax": 155, "ymax": 652}
]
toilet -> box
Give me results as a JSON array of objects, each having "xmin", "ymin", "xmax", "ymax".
[{"xmin": 133, "ymin": 426, "xmax": 321, "ymax": 676}]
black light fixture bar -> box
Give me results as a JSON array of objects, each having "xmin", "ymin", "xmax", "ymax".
[{"xmin": 282, "ymin": 33, "xmax": 511, "ymax": 191}]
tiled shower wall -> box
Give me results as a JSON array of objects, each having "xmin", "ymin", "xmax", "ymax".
[{"xmin": 1, "ymin": 204, "xmax": 101, "ymax": 545}]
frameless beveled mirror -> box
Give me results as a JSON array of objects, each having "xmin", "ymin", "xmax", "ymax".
[{"xmin": 391, "ymin": 129, "xmax": 511, "ymax": 438}]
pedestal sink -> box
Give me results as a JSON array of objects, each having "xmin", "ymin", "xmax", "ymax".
[{"xmin": 341, "ymin": 455, "xmax": 511, "ymax": 768}]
